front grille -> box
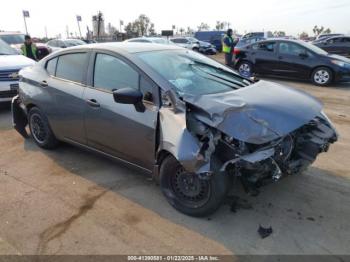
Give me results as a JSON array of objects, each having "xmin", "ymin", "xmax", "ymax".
[
  {"xmin": 0, "ymin": 69, "xmax": 19, "ymax": 82},
  {"xmin": 0, "ymin": 89, "xmax": 18, "ymax": 98}
]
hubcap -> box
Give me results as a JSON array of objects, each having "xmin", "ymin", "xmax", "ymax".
[
  {"xmin": 30, "ymin": 113, "xmax": 47, "ymax": 143},
  {"xmin": 239, "ymin": 63, "xmax": 251, "ymax": 77},
  {"xmin": 314, "ymin": 70, "xmax": 330, "ymax": 84},
  {"xmin": 170, "ymin": 167, "xmax": 210, "ymax": 208}
]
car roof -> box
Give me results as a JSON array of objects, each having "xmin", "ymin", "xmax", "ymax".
[
  {"xmin": 253, "ymin": 38, "xmax": 304, "ymax": 44},
  {"xmin": 58, "ymin": 42, "xmax": 182, "ymax": 54}
]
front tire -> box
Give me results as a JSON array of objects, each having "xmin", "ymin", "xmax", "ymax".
[
  {"xmin": 28, "ymin": 107, "xmax": 59, "ymax": 149},
  {"xmin": 238, "ymin": 61, "xmax": 253, "ymax": 78},
  {"xmin": 311, "ymin": 67, "xmax": 333, "ymax": 86},
  {"xmin": 160, "ymin": 156, "xmax": 230, "ymax": 217}
]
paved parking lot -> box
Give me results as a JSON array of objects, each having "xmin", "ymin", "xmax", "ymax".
[{"xmin": 0, "ymin": 71, "xmax": 350, "ymax": 255}]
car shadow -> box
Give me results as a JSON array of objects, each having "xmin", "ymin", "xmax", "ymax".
[
  {"xmin": 0, "ymin": 102, "xmax": 12, "ymax": 131},
  {"xmin": 21, "ymin": 138, "xmax": 350, "ymax": 254}
]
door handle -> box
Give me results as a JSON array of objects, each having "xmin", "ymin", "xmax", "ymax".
[
  {"xmin": 86, "ymin": 99, "xmax": 100, "ymax": 108},
  {"xmin": 40, "ymin": 80, "xmax": 48, "ymax": 87},
  {"xmin": 278, "ymin": 56, "xmax": 283, "ymax": 59}
]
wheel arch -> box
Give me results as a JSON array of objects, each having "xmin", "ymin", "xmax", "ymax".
[{"xmin": 310, "ymin": 65, "xmax": 335, "ymax": 79}]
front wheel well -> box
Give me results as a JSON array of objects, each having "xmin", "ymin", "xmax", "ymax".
[
  {"xmin": 26, "ymin": 103, "xmax": 37, "ymax": 113},
  {"xmin": 156, "ymin": 150, "xmax": 172, "ymax": 166}
]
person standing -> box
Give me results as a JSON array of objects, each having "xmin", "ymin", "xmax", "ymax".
[
  {"xmin": 21, "ymin": 35, "xmax": 38, "ymax": 61},
  {"xmin": 222, "ymin": 29, "xmax": 234, "ymax": 67}
]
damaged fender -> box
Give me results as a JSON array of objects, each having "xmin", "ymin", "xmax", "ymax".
[{"xmin": 158, "ymin": 107, "xmax": 211, "ymax": 173}]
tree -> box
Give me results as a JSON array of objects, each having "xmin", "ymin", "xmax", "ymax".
[
  {"xmin": 107, "ymin": 23, "xmax": 118, "ymax": 36},
  {"xmin": 313, "ymin": 25, "xmax": 324, "ymax": 36},
  {"xmin": 149, "ymin": 23, "xmax": 156, "ymax": 36},
  {"xmin": 179, "ymin": 28, "xmax": 185, "ymax": 35},
  {"xmin": 186, "ymin": 27, "xmax": 194, "ymax": 35},
  {"xmin": 215, "ymin": 21, "xmax": 225, "ymax": 31},
  {"xmin": 197, "ymin": 22, "xmax": 210, "ymax": 31},
  {"xmin": 273, "ymin": 31, "xmax": 286, "ymax": 37},
  {"xmin": 124, "ymin": 14, "xmax": 155, "ymax": 37},
  {"xmin": 323, "ymin": 28, "xmax": 332, "ymax": 34},
  {"xmin": 299, "ymin": 31, "xmax": 309, "ymax": 40},
  {"xmin": 124, "ymin": 22, "xmax": 139, "ymax": 37}
]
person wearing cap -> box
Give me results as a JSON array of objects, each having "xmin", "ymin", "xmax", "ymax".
[
  {"xmin": 222, "ymin": 29, "xmax": 235, "ymax": 66},
  {"xmin": 21, "ymin": 35, "xmax": 38, "ymax": 61}
]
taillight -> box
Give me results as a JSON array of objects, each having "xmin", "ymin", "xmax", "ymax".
[{"xmin": 233, "ymin": 48, "xmax": 240, "ymax": 55}]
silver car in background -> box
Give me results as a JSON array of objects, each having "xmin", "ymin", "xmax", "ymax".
[
  {"xmin": 12, "ymin": 43, "xmax": 337, "ymax": 216},
  {"xmin": 46, "ymin": 38, "xmax": 86, "ymax": 52}
]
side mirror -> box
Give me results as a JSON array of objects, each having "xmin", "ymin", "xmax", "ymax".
[{"xmin": 113, "ymin": 87, "xmax": 145, "ymax": 113}]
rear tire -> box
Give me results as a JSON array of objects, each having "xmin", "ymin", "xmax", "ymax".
[
  {"xmin": 238, "ymin": 61, "xmax": 253, "ymax": 78},
  {"xmin": 28, "ymin": 107, "xmax": 59, "ymax": 149},
  {"xmin": 311, "ymin": 67, "xmax": 333, "ymax": 86},
  {"xmin": 160, "ymin": 156, "xmax": 230, "ymax": 217}
]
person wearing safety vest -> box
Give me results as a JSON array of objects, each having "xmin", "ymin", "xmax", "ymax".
[
  {"xmin": 21, "ymin": 35, "xmax": 38, "ymax": 61},
  {"xmin": 222, "ymin": 29, "xmax": 235, "ymax": 67}
]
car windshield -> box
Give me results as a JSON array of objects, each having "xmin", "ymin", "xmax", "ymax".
[
  {"xmin": 0, "ymin": 34, "xmax": 25, "ymax": 45},
  {"xmin": 64, "ymin": 39, "xmax": 86, "ymax": 47},
  {"xmin": 137, "ymin": 50, "xmax": 250, "ymax": 97},
  {"xmin": 0, "ymin": 39, "xmax": 17, "ymax": 55},
  {"xmin": 300, "ymin": 41, "xmax": 328, "ymax": 55}
]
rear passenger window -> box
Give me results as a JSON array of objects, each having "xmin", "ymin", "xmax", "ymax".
[
  {"xmin": 94, "ymin": 54, "xmax": 139, "ymax": 92},
  {"xmin": 56, "ymin": 53, "xmax": 87, "ymax": 83},
  {"xmin": 46, "ymin": 57, "xmax": 57, "ymax": 76}
]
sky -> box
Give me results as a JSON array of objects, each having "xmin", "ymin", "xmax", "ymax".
[{"xmin": 1, "ymin": 0, "xmax": 350, "ymax": 38}]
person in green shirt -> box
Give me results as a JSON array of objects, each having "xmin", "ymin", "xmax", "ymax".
[{"xmin": 21, "ymin": 35, "xmax": 38, "ymax": 61}]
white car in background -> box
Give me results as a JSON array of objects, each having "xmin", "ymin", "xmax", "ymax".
[
  {"xmin": 124, "ymin": 37, "xmax": 173, "ymax": 45},
  {"xmin": 170, "ymin": 37, "xmax": 200, "ymax": 51},
  {"xmin": 0, "ymin": 39, "xmax": 36, "ymax": 103},
  {"xmin": 46, "ymin": 39, "xmax": 86, "ymax": 52}
]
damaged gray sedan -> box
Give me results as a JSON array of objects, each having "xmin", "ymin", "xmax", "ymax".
[{"xmin": 12, "ymin": 43, "xmax": 338, "ymax": 216}]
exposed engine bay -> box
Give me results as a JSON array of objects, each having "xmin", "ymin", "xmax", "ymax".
[{"xmin": 186, "ymin": 112, "xmax": 337, "ymax": 192}]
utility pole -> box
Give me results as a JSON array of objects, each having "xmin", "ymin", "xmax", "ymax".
[
  {"xmin": 66, "ymin": 25, "xmax": 69, "ymax": 38},
  {"xmin": 45, "ymin": 26, "xmax": 48, "ymax": 39},
  {"xmin": 97, "ymin": 11, "xmax": 102, "ymax": 41},
  {"xmin": 120, "ymin": 20, "xmax": 123, "ymax": 32},
  {"xmin": 22, "ymin": 10, "xmax": 30, "ymax": 34},
  {"xmin": 76, "ymin": 15, "xmax": 82, "ymax": 38}
]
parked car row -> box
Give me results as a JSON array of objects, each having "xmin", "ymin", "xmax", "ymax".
[
  {"xmin": 313, "ymin": 35, "xmax": 350, "ymax": 57},
  {"xmin": 234, "ymin": 39, "xmax": 350, "ymax": 86},
  {"xmin": 124, "ymin": 36, "xmax": 217, "ymax": 55}
]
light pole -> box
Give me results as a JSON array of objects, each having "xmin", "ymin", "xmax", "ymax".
[
  {"xmin": 76, "ymin": 15, "xmax": 82, "ymax": 38},
  {"xmin": 22, "ymin": 10, "xmax": 30, "ymax": 34}
]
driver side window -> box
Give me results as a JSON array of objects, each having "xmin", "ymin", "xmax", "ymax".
[{"xmin": 94, "ymin": 54, "xmax": 139, "ymax": 92}]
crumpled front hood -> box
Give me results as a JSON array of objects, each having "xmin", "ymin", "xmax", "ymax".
[{"xmin": 184, "ymin": 80, "xmax": 323, "ymax": 144}]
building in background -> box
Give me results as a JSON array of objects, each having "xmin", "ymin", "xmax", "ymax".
[{"xmin": 92, "ymin": 11, "xmax": 106, "ymax": 38}]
